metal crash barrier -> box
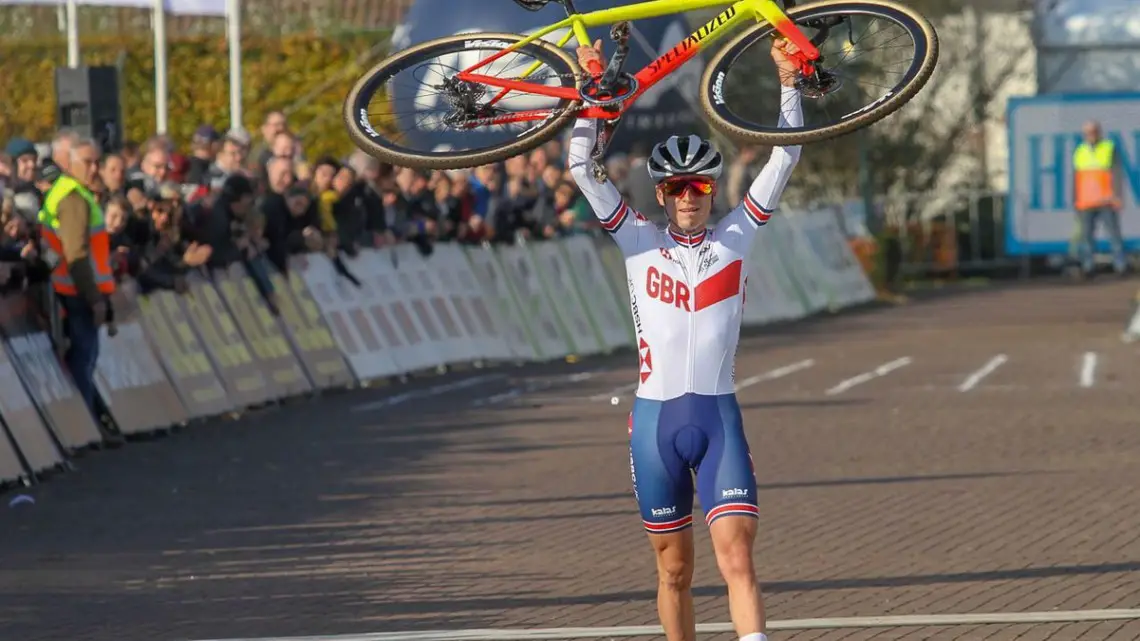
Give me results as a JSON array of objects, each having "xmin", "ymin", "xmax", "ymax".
[{"xmin": 0, "ymin": 212, "xmax": 878, "ymax": 487}]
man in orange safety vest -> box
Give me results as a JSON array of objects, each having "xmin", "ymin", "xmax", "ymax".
[
  {"xmin": 37, "ymin": 131, "xmax": 118, "ymax": 438},
  {"xmin": 1072, "ymin": 120, "xmax": 1128, "ymax": 277}
]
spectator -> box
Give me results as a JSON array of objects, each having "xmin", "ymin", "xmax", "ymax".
[
  {"xmin": 7, "ymin": 137, "xmax": 43, "ymax": 221},
  {"xmin": 120, "ymin": 140, "xmax": 140, "ymax": 170},
  {"xmin": 199, "ymin": 135, "xmax": 249, "ymax": 195},
  {"xmin": 185, "ymin": 125, "xmax": 220, "ymax": 185},
  {"xmin": 311, "ymin": 156, "xmax": 339, "ymax": 196},
  {"xmin": 98, "ymin": 153, "xmax": 127, "ymax": 204},
  {"xmin": 39, "ymin": 131, "xmax": 120, "ymax": 442},
  {"xmin": 128, "ymin": 145, "xmax": 170, "ymax": 196},
  {"xmin": 260, "ymin": 157, "xmax": 303, "ymax": 273},
  {"xmin": 133, "ymin": 187, "xmax": 212, "ymax": 295},
  {"xmin": 0, "ymin": 200, "xmax": 41, "ymax": 293},
  {"xmin": 257, "ymin": 111, "xmax": 288, "ymax": 166},
  {"xmin": 280, "ymin": 185, "xmax": 326, "ymax": 257}
]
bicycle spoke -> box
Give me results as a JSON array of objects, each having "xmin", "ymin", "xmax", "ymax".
[{"xmin": 706, "ymin": 5, "xmax": 924, "ymax": 137}]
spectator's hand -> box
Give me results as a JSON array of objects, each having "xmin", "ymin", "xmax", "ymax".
[
  {"xmin": 543, "ymin": 224, "xmax": 556, "ymax": 238},
  {"xmin": 382, "ymin": 191, "xmax": 399, "ymax": 207},
  {"xmin": 469, "ymin": 214, "xmax": 485, "ymax": 231},
  {"xmin": 183, "ymin": 242, "xmax": 212, "ymax": 267},
  {"xmin": 20, "ymin": 243, "xmax": 37, "ymax": 260}
]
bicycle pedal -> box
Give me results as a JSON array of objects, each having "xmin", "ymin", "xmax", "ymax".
[{"xmin": 590, "ymin": 159, "xmax": 609, "ymax": 184}]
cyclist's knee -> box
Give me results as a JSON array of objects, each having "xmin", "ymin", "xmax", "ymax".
[{"xmin": 656, "ymin": 555, "xmax": 693, "ymax": 592}]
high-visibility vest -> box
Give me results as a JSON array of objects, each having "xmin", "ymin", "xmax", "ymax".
[
  {"xmin": 1073, "ymin": 140, "xmax": 1116, "ymax": 211},
  {"xmin": 37, "ymin": 174, "xmax": 115, "ymax": 297}
]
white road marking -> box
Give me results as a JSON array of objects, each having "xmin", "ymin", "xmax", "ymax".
[
  {"xmin": 473, "ymin": 370, "xmax": 602, "ymax": 408},
  {"xmin": 191, "ymin": 608, "xmax": 1140, "ymax": 640},
  {"xmin": 589, "ymin": 382, "xmax": 637, "ymax": 402},
  {"xmin": 957, "ymin": 354, "xmax": 1008, "ymax": 392},
  {"xmin": 825, "ymin": 357, "xmax": 912, "ymax": 396},
  {"xmin": 1080, "ymin": 352, "xmax": 1097, "ymax": 388},
  {"xmin": 735, "ymin": 359, "xmax": 815, "ymax": 391},
  {"xmin": 351, "ymin": 374, "xmax": 505, "ymax": 412}
]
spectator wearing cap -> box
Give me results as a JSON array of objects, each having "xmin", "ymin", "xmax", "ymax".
[
  {"xmin": 186, "ymin": 125, "xmax": 220, "ymax": 186},
  {"xmin": 38, "ymin": 131, "xmax": 119, "ymax": 440},
  {"xmin": 6, "ymin": 137, "xmax": 43, "ymax": 222}
]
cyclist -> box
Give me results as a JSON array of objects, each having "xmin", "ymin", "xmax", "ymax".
[{"xmin": 568, "ymin": 39, "xmax": 803, "ymax": 641}]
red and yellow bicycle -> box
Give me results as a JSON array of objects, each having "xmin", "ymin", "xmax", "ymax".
[{"xmin": 344, "ymin": 0, "xmax": 939, "ymax": 169}]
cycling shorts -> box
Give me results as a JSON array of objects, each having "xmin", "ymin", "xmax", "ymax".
[{"xmin": 628, "ymin": 392, "xmax": 759, "ymax": 534}]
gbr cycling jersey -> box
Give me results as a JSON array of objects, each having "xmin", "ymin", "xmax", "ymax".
[{"xmin": 568, "ymin": 86, "xmax": 804, "ymax": 403}]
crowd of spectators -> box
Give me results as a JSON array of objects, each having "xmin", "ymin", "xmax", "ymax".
[{"xmin": 0, "ymin": 111, "xmax": 766, "ymax": 301}]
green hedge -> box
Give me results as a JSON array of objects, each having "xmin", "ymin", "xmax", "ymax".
[{"xmin": 0, "ymin": 34, "xmax": 383, "ymax": 160}]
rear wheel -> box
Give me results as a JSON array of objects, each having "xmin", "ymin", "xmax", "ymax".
[
  {"xmin": 700, "ymin": 0, "xmax": 939, "ymax": 146},
  {"xmin": 343, "ymin": 32, "xmax": 582, "ymax": 170}
]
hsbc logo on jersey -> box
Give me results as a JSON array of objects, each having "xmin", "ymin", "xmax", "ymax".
[{"xmin": 646, "ymin": 266, "xmax": 691, "ymax": 310}]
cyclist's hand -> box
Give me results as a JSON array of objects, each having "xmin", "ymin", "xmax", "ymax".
[
  {"xmin": 771, "ymin": 38, "xmax": 800, "ymax": 88},
  {"xmin": 576, "ymin": 39, "xmax": 604, "ymax": 74}
]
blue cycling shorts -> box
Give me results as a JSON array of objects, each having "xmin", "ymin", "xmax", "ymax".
[{"xmin": 628, "ymin": 392, "xmax": 758, "ymax": 534}]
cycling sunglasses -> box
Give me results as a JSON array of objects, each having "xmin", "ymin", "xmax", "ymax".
[{"xmin": 661, "ymin": 177, "xmax": 716, "ymax": 197}]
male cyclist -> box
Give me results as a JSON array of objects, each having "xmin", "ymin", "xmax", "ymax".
[{"xmin": 568, "ymin": 39, "xmax": 803, "ymax": 641}]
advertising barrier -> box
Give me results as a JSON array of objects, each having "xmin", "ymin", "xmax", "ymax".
[
  {"xmin": 0, "ymin": 216, "xmax": 875, "ymax": 486},
  {"xmin": 95, "ymin": 281, "xmax": 190, "ymax": 435}
]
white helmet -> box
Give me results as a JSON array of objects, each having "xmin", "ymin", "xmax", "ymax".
[{"xmin": 647, "ymin": 134, "xmax": 723, "ymax": 183}]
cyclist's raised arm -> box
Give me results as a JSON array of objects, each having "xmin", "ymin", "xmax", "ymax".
[
  {"xmin": 567, "ymin": 118, "xmax": 657, "ymax": 256},
  {"xmin": 567, "ymin": 42, "xmax": 659, "ymax": 256},
  {"xmin": 720, "ymin": 44, "xmax": 804, "ymax": 251}
]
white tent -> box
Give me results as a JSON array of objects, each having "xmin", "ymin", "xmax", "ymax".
[{"xmin": 0, "ymin": 0, "xmax": 242, "ymax": 134}]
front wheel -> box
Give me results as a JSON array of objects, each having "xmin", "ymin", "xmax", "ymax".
[{"xmin": 700, "ymin": 0, "xmax": 939, "ymax": 146}]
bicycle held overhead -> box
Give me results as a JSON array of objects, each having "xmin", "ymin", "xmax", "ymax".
[{"xmin": 344, "ymin": 0, "xmax": 938, "ymax": 170}]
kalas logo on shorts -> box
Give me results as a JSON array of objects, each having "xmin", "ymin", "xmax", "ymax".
[{"xmin": 651, "ymin": 506, "xmax": 677, "ymax": 518}]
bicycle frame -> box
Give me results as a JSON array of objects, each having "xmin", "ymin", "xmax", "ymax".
[{"xmin": 454, "ymin": 0, "xmax": 821, "ymax": 123}]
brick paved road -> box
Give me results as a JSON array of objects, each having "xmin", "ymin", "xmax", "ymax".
[{"xmin": 3, "ymin": 277, "xmax": 1140, "ymax": 641}]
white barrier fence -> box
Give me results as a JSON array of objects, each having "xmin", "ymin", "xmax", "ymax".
[{"xmin": 0, "ymin": 208, "xmax": 875, "ymax": 486}]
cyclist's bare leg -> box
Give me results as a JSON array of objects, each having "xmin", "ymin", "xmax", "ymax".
[
  {"xmin": 709, "ymin": 515, "xmax": 766, "ymax": 637},
  {"xmin": 649, "ymin": 528, "xmax": 697, "ymax": 641}
]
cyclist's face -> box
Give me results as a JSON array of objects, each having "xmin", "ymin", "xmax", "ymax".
[{"xmin": 657, "ymin": 178, "xmax": 714, "ymax": 232}]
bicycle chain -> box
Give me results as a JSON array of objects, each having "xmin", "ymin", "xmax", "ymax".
[{"xmin": 438, "ymin": 71, "xmax": 606, "ymax": 129}]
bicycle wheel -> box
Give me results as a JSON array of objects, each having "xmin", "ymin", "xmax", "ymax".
[
  {"xmin": 700, "ymin": 0, "xmax": 938, "ymax": 146},
  {"xmin": 344, "ymin": 33, "xmax": 582, "ymax": 170}
]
